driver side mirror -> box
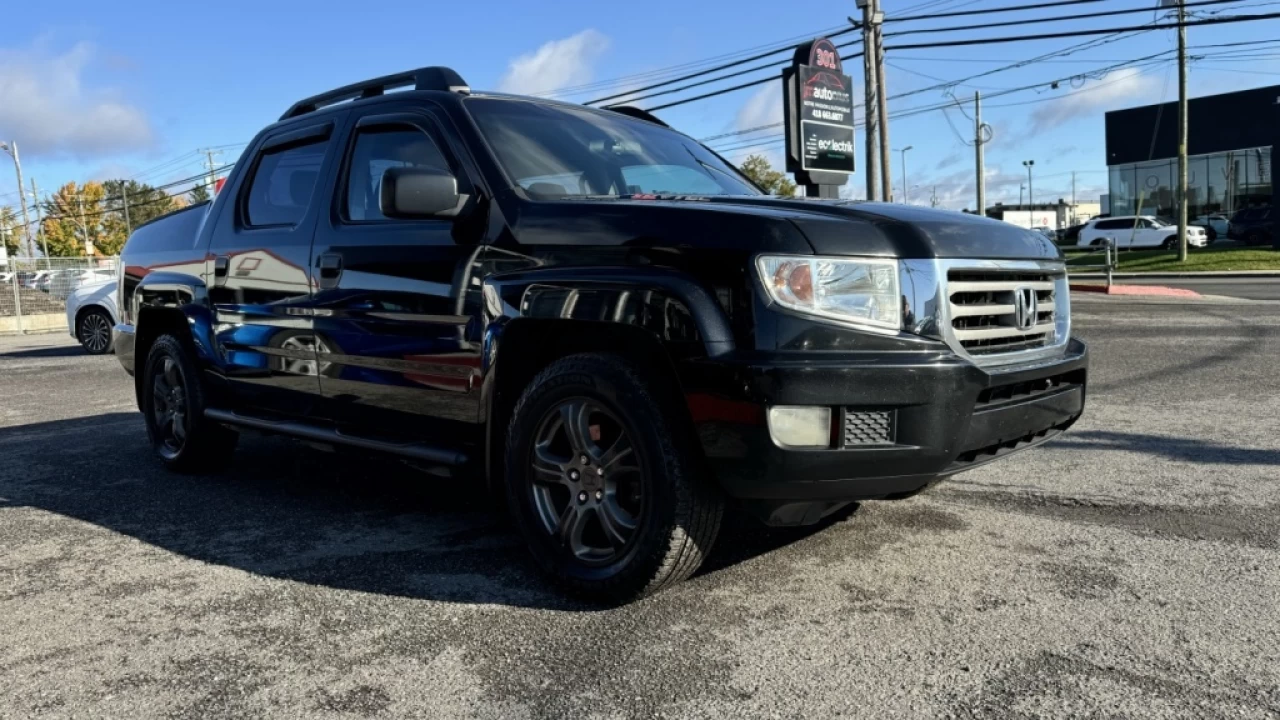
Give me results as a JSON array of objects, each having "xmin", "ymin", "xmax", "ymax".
[{"xmin": 380, "ymin": 166, "xmax": 465, "ymax": 219}]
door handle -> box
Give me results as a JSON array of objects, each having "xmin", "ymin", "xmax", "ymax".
[
  {"xmin": 213, "ymin": 256, "xmax": 229, "ymax": 287},
  {"xmin": 317, "ymin": 252, "xmax": 343, "ymax": 290}
]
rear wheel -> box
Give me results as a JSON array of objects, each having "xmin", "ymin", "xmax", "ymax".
[
  {"xmin": 1162, "ymin": 236, "xmax": 1177, "ymax": 250},
  {"xmin": 505, "ymin": 353, "xmax": 722, "ymax": 603},
  {"xmin": 142, "ymin": 334, "xmax": 238, "ymax": 473},
  {"xmin": 76, "ymin": 308, "xmax": 114, "ymax": 355},
  {"xmin": 1246, "ymin": 230, "xmax": 1264, "ymax": 246}
]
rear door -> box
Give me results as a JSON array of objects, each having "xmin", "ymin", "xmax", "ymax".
[
  {"xmin": 205, "ymin": 117, "xmax": 345, "ymax": 417},
  {"xmin": 308, "ymin": 104, "xmax": 489, "ymax": 449}
]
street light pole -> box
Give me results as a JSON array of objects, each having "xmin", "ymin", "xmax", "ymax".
[
  {"xmin": 1023, "ymin": 160, "xmax": 1035, "ymax": 209},
  {"xmin": 896, "ymin": 146, "xmax": 913, "ymax": 204},
  {"xmin": 0, "ymin": 142, "xmax": 33, "ymax": 258}
]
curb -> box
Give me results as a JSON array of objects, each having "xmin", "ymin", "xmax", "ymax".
[
  {"xmin": 1071, "ymin": 271, "xmax": 1280, "ymax": 279},
  {"xmin": 1070, "ymin": 283, "xmax": 1202, "ymax": 298}
]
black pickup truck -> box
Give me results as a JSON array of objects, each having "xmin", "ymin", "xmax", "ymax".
[{"xmin": 113, "ymin": 66, "xmax": 1087, "ymax": 601}]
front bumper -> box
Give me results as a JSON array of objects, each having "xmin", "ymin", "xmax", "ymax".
[
  {"xmin": 113, "ymin": 323, "xmax": 137, "ymax": 376},
  {"xmin": 686, "ymin": 339, "xmax": 1087, "ymax": 523}
]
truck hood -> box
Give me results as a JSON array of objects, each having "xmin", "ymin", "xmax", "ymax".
[{"xmin": 507, "ymin": 195, "xmax": 1062, "ymax": 260}]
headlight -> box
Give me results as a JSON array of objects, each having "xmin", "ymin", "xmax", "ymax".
[{"xmin": 756, "ymin": 255, "xmax": 901, "ymax": 331}]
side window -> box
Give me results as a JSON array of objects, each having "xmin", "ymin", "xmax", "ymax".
[
  {"xmin": 1094, "ymin": 220, "xmax": 1120, "ymax": 231},
  {"xmin": 344, "ymin": 126, "xmax": 449, "ymax": 221},
  {"xmin": 246, "ymin": 140, "xmax": 328, "ymax": 227}
]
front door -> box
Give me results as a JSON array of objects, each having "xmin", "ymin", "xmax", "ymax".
[
  {"xmin": 308, "ymin": 107, "xmax": 488, "ymax": 450},
  {"xmin": 205, "ymin": 118, "xmax": 344, "ymax": 417}
]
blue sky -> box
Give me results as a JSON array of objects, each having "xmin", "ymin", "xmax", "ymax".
[{"xmin": 3, "ymin": 0, "xmax": 1280, "ymax": 214}]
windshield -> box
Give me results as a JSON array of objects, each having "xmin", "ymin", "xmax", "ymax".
[{"xmin": 466, "ymin": 98, "xmax": 762, "ymax": 198}]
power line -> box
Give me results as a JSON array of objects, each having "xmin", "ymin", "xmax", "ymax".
[
  {"xmin": 647, "ymin": 10, "xmax": 1280, "ymax": 114},
  {"xmin": 890, "ymin": 0, "xmax": 1105, "ymax": 23},
  {"xmin": 880, "ymin": 0, "xmax": 1246, "ymax": 41},
  {"xmin": 585, "ymin": 26, "xmax": 860, "ymax": 106}
]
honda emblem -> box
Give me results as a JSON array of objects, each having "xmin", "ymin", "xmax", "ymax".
[{"xmin": 1013, "ymin": 286, "xmax": 1038, "ymax": 331}]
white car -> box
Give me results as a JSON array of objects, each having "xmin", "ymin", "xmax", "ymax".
[
  {"xmin": 1077, "ymin": 215, "xmax": 1208, "ymax": 250},
  {"xmin": 65, "ymin": 280, "xmax": 119, "ymax": 355}
]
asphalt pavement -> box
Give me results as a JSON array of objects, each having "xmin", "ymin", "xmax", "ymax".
[{"xmin": 2, "ymin": 295, "xmax": 1278, "ymax": 719}]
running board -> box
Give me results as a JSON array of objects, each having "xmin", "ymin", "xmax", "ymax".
[{"xmin": 204, "ymin": 408, "xmax": 468, "ymax": 466}]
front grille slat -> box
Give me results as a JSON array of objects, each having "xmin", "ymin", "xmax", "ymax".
[{"xmin": 946, "ymin": 267, "xmax": 1064, "ymax": 361}]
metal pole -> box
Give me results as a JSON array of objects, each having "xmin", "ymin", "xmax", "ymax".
[
  {"xmin": 861, "ymin": 2, "xmax": 879, "ymax": 201},
  {"xmin": 122, "ymin": 184, "xmax": 132, "ymax": 235},
  {"xmin": 2, "ymin": 142, "xmax": 33, "ymax": 258},
  {"xmin": 975, "ymin": 91, "xmax": 986, "ymax": 216},
  {"xmin": 2, "ymin": 228, "xmax": 22, "ymax": 334},
  {"xmin": 900, "ymin": 147, "xmax": 910, "ymax": 204},
  {"xmin": 30, "ymin": 179, "xmax": 48, "ymax": 269},
  {"xmin": 77, "ymin": 191, "xmax": 89, "ymax": 256},
  {"xmin": 1020, "ymin": 184, "xmax": 1024, "ymax": 206},
  {"xmin": 1176, "ymin": 0, "xmax": 1189, "ymax": 261},
  {"xmin": 874, "ymin": 1, "xmax": 893, "ymax": 203}
]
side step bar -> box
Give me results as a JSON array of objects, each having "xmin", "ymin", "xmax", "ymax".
[{"xmin": 204, "ymin": 408, "xmax": 468, "ymax": 466}]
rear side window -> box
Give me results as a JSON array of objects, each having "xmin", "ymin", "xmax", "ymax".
[
  {"xmin": 1094, "ymin": 219, "xmax": 1126, "ymax": 230},
  {"xmin": 344, "ymin": 127, "xmax": 449, "ymax": 221},
  {"xmin": 245, "ymin": 140, "xmax": 328, "ymax": 227}
]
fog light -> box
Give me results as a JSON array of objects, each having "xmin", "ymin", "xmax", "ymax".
[{"xmin": 767, "ymin": 406, "xmax": 832, "ymax": 449}]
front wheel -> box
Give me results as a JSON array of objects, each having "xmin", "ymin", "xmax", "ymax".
[
  {"xmin": 142, "ymin": 334, "xmax": 238, "ymax": 473},
  {"xmin": 505, "ymin": 353, "xmax": 723, "ymax": 603},
  {"xmin": 76, "ymin": 308, "xmax": 114, "ymax": 355},
  {"xmin": 1162, "ymin": 236, "xmax": 1178, "ymax": 250}
]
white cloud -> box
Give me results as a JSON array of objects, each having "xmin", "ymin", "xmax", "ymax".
[
  {"xmin": 497, "ymin": 30, "xmax": 610, "ymax": 96},
  {"xmin": 0, "ymin": 42, "xmax": 153, "ymax": 159},
  {"xmin": 735, "ymin": 83, "xmax": 782, "ymax": 131},
  {"xmin": 1026, "ymin": 68, "xmax": 1154, "ymax": 135}
]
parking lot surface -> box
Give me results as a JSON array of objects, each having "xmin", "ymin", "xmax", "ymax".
[{"xmin": 2, "ymin": 294, "xmax": 1278, "ymax": 719}]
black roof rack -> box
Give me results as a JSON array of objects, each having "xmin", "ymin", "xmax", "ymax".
[
  {"xmin": 602, "ymin": 105, "xmax": 669, "ymax": 127},
  {"xmin": 280, "ymin": 66, "xmax": 469, "ymax": 120}
]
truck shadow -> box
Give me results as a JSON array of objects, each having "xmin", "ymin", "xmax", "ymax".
[
  {"xmin": 1052, "ymin": 430, "xmax": 1280, "ymax": 467},
  {"xmin": 0, "ymin": 345, "xmax": 90, "ymax": 359},
  {"xmin": 0, "ymin": 413, "xmax": 834, "ymax": 611}
]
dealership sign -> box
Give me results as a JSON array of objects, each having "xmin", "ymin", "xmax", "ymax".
[{"xmin": 784, "ymin": 37, "xmax": 855, "ymax": 193}]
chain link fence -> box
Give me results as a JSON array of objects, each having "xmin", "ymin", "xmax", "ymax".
[{"xmin": 1, "ymin": 257, "xmax": 120, "ymax": 335}]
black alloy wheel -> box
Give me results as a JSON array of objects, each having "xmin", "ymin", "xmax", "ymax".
[
  {"xmin": 529, "ymin": 398, "xmax": 644, "ymax": 566},
  {"xmin": 150, "ymin": 354, "xmax": 189, "ymax": 460},
  {"xmin": 77, "ymin": 309, "xmax": 113, "ymax": 354},
  {"xmin": 505, "ymin": 353, "xmax": 723, "ymax": 602}
]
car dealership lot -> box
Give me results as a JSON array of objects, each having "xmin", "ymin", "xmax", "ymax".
[{"xmin": 2, "ymin": 294, "xmax": 1278, "ymax": 719}]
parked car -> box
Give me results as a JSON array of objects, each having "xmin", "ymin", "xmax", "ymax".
[
  {"xmin": 1191, "ymin": 213, "xmax": 1228, "ymax": 241},
  {"xmin": 65, "ymin": 280, "xmax": 118, "ymax": 354},
  {"xmin": 1077, "ymin": 215, "xmax": 1208, "ymax": 249},
  {"xmin": 0, "ymin": 271, "xmax": 13, "ymax": 284},
  {"xmin": 111, "ymin": 65, "xmax": 1088, "ymax": 602},
  {"xmin": 40, "ymin": 268, "xmax": 116, "ymax": 299},
  {"xmin": 1227, "ymin": 206, "xmax": 1272, "ymax": 245},
  {"xmin": 21, "ymin": 270, "xmax": 48, "ymax": 290},
  {"xmin": 1030, "ymin": 226, "xmax": 1056, "ymax": 241},
  {"xmin": 1060, "ymin": 223, "xmax": 1086, "ymax": 245}
]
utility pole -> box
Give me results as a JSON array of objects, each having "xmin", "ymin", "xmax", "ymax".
[
  {"xmin": 1071, "ymin": 171, "xmax": 1077, "ymax": 225},
  {"xmin": 874, "ymin": 0, "xmax": 892, "ymax": 203},
  {"xmin": 898, "ymin": 146, "xmax": 913, "ymax": 204},
  {"xmin": 1175, "ymin": 0, "xmax": 1190, "ymax": 261},
  {"xmin": 121, "ymin": 183, "xmax": 132, "ymax": 235},
  {"xmin": 975, "ymin": 91, "xmax": 986, "ymax": 217},
  {"xmin": 203, "ymin": 149, "xmax": 222, "ymax": 191},
  {"xmin": 77, "ymin": 191, "xmax": 90, "ymax": 256},
  {"xmin": 30, "ymin": 179, "xmax": 49, "ymax": 268},
  {"xmin": 1020, "ymin": 184, "xmax": 1025, "ymax": 206},
  {"xmin": 1, "ymin": 142, "xmax": 33, "ymax": 257},
  {"xmin": 1023, "ymin": 160, "xmax": 1035, "ymax": 209},
  {"xmin": 931, "ymin": 186, "xmax": 938, "ymax": 208},
  {"xmin": 859, "ymin": 0, "xmax": 880, "ymax": 201}
]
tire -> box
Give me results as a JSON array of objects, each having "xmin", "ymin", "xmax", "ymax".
[
  {"xmin": 76, "ymin": 307, "xmax": 114, "ymax": 355},
  {"xmin": 1246, "ymin": 231, "xmax": 1263, "ymax": 246},
  {"xmin": 504, "ymin": 353, "xmax": 723, "ymax": 603},
  {"xmin": 1162, "ymin": 236, "xmax": 1177, "ymax": 250},
  {"xmin": 141, "ymin": 334, "xmax": 238, "ymax": 473}
]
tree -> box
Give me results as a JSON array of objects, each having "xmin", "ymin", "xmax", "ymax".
[
  {"xmin": 738, "ymin": 155, "xmax": 797, "ymax": 197},
  {"xmin": 0, "ymin": 206, "xmax": 19, "ymax": 256},
  {"xmin": 189, "ymin": 182, "xmax": 211, "ymax": 205},
  {"xmin": 100, "ymin": 179, "xmax": 179, "ymax": 255},
  {"xmin": 39, "ymin": 182, "xmax": 106, "ymax": 257}
]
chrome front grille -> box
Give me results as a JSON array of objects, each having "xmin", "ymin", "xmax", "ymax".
[{"xmin": 934, "ymin": 263, "xmax": 1069, "ymax": 366}]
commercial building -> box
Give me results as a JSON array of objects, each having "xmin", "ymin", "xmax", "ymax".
[
  {"xmin": 985, "ymin": 200, "xmax": 1101, "ymax": 229},
  {"xmin": 1104, "ymin": 84, "xmax": 1280, "ymax": 219}
]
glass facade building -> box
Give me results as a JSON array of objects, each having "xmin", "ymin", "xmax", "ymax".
[
  {"xmin": 1105, "ymin": 85, "xmax": 1278, "ymax": 220},
  {"xmin": 1107, "ymin": 147, "xmax": 1272, "ymax": 218}
]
